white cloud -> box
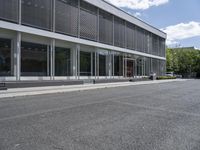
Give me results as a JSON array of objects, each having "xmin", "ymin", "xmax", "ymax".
[
  {"xmin": 105, "ymin": 0, "xmax": 169, "ymax": 10},
  {"xmin": 126, "ymin": 11, "xmax": 142, "ymax": 18},
  {"xmin": 134, "ymin": 12, "xmax": 142, "ymax": 17},
  {"xmin": 161, "ymin": 21, "xmax": 200, "ymax": 46}
]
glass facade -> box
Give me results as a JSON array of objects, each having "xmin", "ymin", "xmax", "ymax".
[
  {"xmin": 0, "ymin": 38, "xmax": 12, "ymax": 76},
  {"xmin": 0, "ymin": 0, "xmax": 166, "ymax": 58},
  {"xmin": 0, "ymin": 0, "xmax": 166, "ymax": 79},
  {"xmin": 55, "ymin": 47, "xmax": 71, "ymax": 76},
  {"xmin": 137, "ymin": 58, "xmax": 143, "ymax": 76},
  {"xmin": 97, "ymin": 50, "xmax": 109, "ymax": 76},
  {"xmin": 114, "ymin": 53, "xmax": 123, "ymax": 76},
  {"xmin": 80, "ymin": 51, "xmax": 92, "ymax": 76},
  {"xmin": 21, "ymin": 41, "xmax": 48, "ymax": 76}
]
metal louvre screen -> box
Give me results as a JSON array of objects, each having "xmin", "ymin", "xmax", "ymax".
[
  {"xmin": 156, "ymin": 36, "xmax": 159, "ymax": 56},
  {"xmin": 55, "ymin": 0, "xmax": 78, "ymax": 37},
  {"xmin": 21, "ymin": 0, "xmax": 52, "ymax": 30},
  {"xmin": 149, "ymin": 33, "xmax": 153, "ymax": 55},
  {"xmin": 162, "ymin": 39, "xmax": 166, "ymax": 57},
  {"xmin": 160, "ymin": 38, "xmax": 166, "ymax": 57},
  {"xmin": 136, "ymin": 27, "xmax": 143, "ymax": 52},
  {"xmin": 144, "ymin": 31, "xmax": 148, "ymax": 53},
  {"xmin": 152, "ymin": 34, "xmax": 159, "ymax": 55},
  {"xmin": 0, "ymin": 0, "xmax": 19, "ymax": 22},
  {"xmin": 126, "ymin": 22, "xmax": 135, "ymax": 50},
  {"xmin": 114, "ymin": 17, "xmax": 125, "ymax": 48},
  {"xmin": 80, "ymin": 0, "xmax": 98, "ymax": 41},
  {"xmin": 99, "ymin": 9, "xmax": 113, "ymax": 45}
]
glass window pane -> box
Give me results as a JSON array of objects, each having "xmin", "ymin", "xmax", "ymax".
[
  {"xmin": 21, "ymin": 41, "xmax": 48, "ymax": 76},
  {"xmin": 55, "ymin": 47, "xmax": 71, "ymax": 76},
  {"xmin": 114, "ymin": 53, "xmax": 123, "ymax": 76},
  {"xmin": 0, "ymin": 38, "xmax": 11, "ymax": 76},
  {"xmin": 21, "ymin": 0, "xmax": 52, "ymax": 30},
  {"xmin": 99, "ymin": 54, "xmax": 106, "ymax": 76},
  {"xmin": 80, "ymin": 51, "xmax": 91, "ymax": 76},
  {"xmin": 55, "ymin": 0, "xmax": 78, "ymax": 36}
]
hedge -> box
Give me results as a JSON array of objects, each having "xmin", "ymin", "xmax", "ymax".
[{"xmin": 156, "ymin": 76, "xmax": 176, "ymax": 80}]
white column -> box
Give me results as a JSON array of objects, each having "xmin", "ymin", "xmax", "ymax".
[
  {"xmin": 50, "ymin": 39, "xmax": 55, "ymax": 80},
  {"xmin": 73, "ymin": 44, "xmax": 80, "ymax": 79},
  {"xmin": 16, "ymin": 32, "xmax": 21, "ymax": 81},
  {"xmin": 91, "ymin": 52, "xmax": 93, "ymax": 77},
  {"xmin": 94, "ymin": 50, "xmax": 97, "ymax": 79},
  {"xmin": 109, "ymin": 51, "xmax": 112, "ymax": 78}
]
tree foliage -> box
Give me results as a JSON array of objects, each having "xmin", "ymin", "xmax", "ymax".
[{"xmin": 166, "ymin": 48, "xmax": 200, "ymax": 77}]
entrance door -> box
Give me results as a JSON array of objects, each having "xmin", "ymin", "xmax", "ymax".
[
  {"xmin": 124, "ymin": 58, "xmax": 135, "ymax": 78},
  {"xmin": 127, "ymin": 60, "xmax": 134, "ymax": 77}
]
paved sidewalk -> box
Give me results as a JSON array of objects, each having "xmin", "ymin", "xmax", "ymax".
[{"xmin": 0, "ymin": 79, "xmax": 187, "ymax": 99}]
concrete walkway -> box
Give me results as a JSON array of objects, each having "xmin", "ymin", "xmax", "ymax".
[{"xmin": 0, "ymin": 79, "xmax": 187, "ymax": 99}]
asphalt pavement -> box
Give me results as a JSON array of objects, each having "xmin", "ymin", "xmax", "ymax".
[{"xmin": 0, "ymin": 80, "xmax": 200, "ymax": 150}]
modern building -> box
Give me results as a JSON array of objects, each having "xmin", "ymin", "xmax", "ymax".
[{"xmin": 0, "ymin": 0, "xmax": 166, "ymax": 82}]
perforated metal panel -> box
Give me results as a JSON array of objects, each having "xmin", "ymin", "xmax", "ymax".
[
  {"xmin": 99, "ymin": 9, "xmax": 113, "ymax": 45},
  {"xmin": 136, "ymin": 27, "xmax": 143, "ymax": 52},
  {"xmin": 114, "ymin": 17, "xmax": 125, "ymax": 48},
  {"xmin": 152, "ymin": 34, "xmax": 159, "ymax": 56},
  {"xmin": 0, "ymin": 0, "xmax": 19, "ymax": 22},
  {"xmin": 159, "ymin": 38, "xmax": 165, "ymax": 57},
  {"xmin": 21, "ymin": 0, "xmax": 52, "ymax": 30},
  {"xmin": 55, "ymin": 0, "xmax": 78, "ymax": 36},
  {"xmin": 126, "ymin": 22, "xmax": 135, "ymax": 50},
  {"xmin": 148, "ymin": 32, "xmax": 153, "ymax": 54},
  {"xmin": 144, "ymin": 31, "xmax": 148, "ymax": 53},
  {"xmin": 80, "ymin": 0, "xmax": 98, "ymax": 41}
]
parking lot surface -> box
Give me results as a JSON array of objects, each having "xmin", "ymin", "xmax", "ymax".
[{"xmin": 0, "ymin": 80, "xmax": 200, "ymax": 150}]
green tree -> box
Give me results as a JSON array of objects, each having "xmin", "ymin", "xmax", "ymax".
[{"xmin": 166, "ymin": 48, "xmax": 200, "ymax": 78}]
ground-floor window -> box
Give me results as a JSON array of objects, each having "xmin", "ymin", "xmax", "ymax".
[
  {"xmin": 137, "ymin": 58, "xmax": 144, "ymax": 76},
  {"xmin": 99, "ymin": 53, "xmax": 106, "ymax": 76},
  {"xmin": 55, "ymin": 47, "xmax": 71, "ymax": 76},
  {"xmin": 145, "ymin": 58, "xmax": 151, "ymax": 76},
  {"xmin": 97, "ymin": 50, "xmax": 109, "ymax": 76},
  {"xmin": 21, "ymin": 41, "xmax": 48, "ymax": 76},
  {"xmin": 80, "ymin": 51, "xmax": 92, "ymax": 76},
  {"xmin": 114, "ymin": 53, "xmax": 123, "ymax": 76},
  {"xmin": 0, "ymin": 38, "xmax": 12, "ymax": 76}
]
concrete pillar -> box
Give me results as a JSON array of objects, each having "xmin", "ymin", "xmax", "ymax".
[
  {"xmin": 72, "ymin": 44, "xmax": 80, "ymax": 79},
  {"xmin": 50, "ymin": 39, "xmax": 55, "ymax": 80},
  {"xmin": 16, "ymin": 32, "xmax": 21, "ymax": 81}
]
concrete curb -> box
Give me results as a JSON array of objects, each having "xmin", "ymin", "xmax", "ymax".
[{"xmin": 0, "ymin": 79, "xmax": 188, "ymax": 99}]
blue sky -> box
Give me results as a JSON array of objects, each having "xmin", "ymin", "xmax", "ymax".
[{"xmin": 106, "ymin": 0, "xmax": 200, "ymax": 49}]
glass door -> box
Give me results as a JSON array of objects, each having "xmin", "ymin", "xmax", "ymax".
[{"xmin": 124, "ymin": 58, "xmax": 135, "ymax": 78}]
